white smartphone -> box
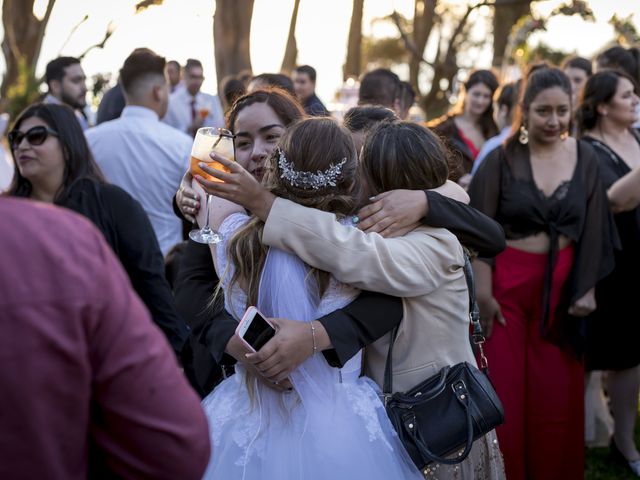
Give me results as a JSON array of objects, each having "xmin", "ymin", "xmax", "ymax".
[{"xmin": 235, "ymin": 306, "xmax": 277, "ymax": 352}]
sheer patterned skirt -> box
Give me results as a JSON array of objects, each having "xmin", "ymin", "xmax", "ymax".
[{"xmin": 421, "ymin": 430, "xmax": 506, "ymax": 479}]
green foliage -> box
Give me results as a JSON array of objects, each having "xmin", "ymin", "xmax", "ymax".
[
  {"xmin": 610, "ymin": 14, "xmax": 640, "ymax": 46},
  {"xmin": 5, "ymin": 57, "xmax": 42, "ymax": 120},
  {"xmin": 361, "ymin": 11, "xmax": 411, "ymax": 69},
  {"xmin": 507, "ymin": 0, "xmax": 596, "ymax": 66},
  {"xmin": 134, "ymin": 0, "xmax": 165, "ymax": 14},
  {"xmin": 585, "ymin": 412, "xmax": 640, "ymax": 480},
  {"xmin": 517, "ymin": 42, "xmax": 568, "ymax": 67},
  {"xmin": 362, "ymin": 36, "xmax": 408, "ymax": 68}
]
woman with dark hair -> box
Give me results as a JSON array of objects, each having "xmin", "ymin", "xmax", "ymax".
[
  {"xmin": 596, "ymin": 45, "xmax": 640, "ymax": 84},
  {"xmin": 247, "ymin": 73, "xmax": 296, "ymax": 96},
  {"xmin": 596, "ymin": 45, "xmax": 640, "ymax": 129},
  {"xmin": 173, "ymin": 88, "xmax": 309, "ymax": 395},
  {"xmin": 562, "ymin": 56, "xmax": 592, "ymax": 115},
  {"xmin": 429, "ymin": 69, "xmax": 500, "ymax": 181},
  {"xmin": 342, "ymin": 105, "xmax": 397, "ymax": 152},
  {"xmin": 467, "ymin": 67, "xmax": 617, "ymax": 480},
  {"xmin": 176, "ymin": 88, "xmax": 413, "ymax": 397},
  {"xmin": 219, "ymin": 75, "xmax": 246, "ymax": 113},
  {"xmin": 6, "ymin": 103, "xmax": 189, "ymax": 356},
  {"xmin": 472, "ymin": 80, "xmax": 521, "ymax": 174},
  {"xmin": 177, "ymin": 88, "xmax": 506, "ymax": 398},
  {"xmin": 577, "ymin": 69, "xmax": 640, "ymax": 476},
  {"xmin": 195, "ymin": 119, "xmax": 506, "ymax": 479},
  {"xmin": 195, "ymin": 118, "xmax": 424, "ymax": 479}
]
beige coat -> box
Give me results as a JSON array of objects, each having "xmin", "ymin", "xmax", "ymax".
[{"xmin": 262, "ymin": 198, "xmax": 478, "ymax": 393}]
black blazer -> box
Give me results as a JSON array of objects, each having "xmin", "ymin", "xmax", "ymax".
[
  {"xmin": 174, "ymin": 192, "xmax": 505, "ymax": 395},
  {"xmin": 61, "ymin": 178, "xmax": 190, "ymax": 355}
]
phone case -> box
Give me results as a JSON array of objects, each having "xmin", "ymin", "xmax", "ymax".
[{"xmin": 235, "ymin": 306, "xmax": 275, "ymax": 352}]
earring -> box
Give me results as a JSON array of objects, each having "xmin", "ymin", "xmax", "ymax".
[
  {"xmin": 561, "ymin": 131, "xmax": 569, "ymax": 141},
  {"xmin": 519, "ymin": 125, "xmax": 529, "ymax": 145}
]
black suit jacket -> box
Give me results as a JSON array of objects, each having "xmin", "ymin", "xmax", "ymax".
[
  {"xmin": 175, "ymin": 191, "xmax": 505, "ymax": 396},
  {"xmin": 60, "ymin": 178, "xmax": 189, "ymax": 355}
]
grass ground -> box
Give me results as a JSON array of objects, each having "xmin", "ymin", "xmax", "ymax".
[{"xmin": 585, "ymin": 415, "xmax": 640, "ymax": 480}]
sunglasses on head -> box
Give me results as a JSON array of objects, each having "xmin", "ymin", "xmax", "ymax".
[{"xmin": 8, "ymin": 125, "xmax": 59, "ymax": 150}]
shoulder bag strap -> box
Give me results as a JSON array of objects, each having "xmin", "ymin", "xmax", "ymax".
[{"xmin": 463, "ymin": 253, "xmax": 489, "ymax": 372}]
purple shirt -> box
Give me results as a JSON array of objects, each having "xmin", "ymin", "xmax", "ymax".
[{"xmin": 0, "ymin": 198, "xmax": 210, "ymax": 480}]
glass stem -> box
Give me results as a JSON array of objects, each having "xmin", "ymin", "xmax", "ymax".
[{"xmin": 202, "ymin": 193, "xmax": 212, "ymax": 232}]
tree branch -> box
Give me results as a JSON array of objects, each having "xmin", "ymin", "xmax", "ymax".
[
  {"xmin": 76, "ymin": 22, "xmax": 114, "ymax": 61},
  {"xmin": 391, "ymin": 0, "xmax": 532, "ymax": 69},
  {"xmin": 391, "ymin": 11, "xmax": 434, "ymax": 68},
  {"xmin": 57, "ymin": 13, "xmax": 88, "ymax": 56},
  {"xmin": 135, "ymin": 0, "xmax": 164, "ymax": 13}
]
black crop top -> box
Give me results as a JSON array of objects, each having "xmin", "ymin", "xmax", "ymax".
[{"xmin": 469, "ymin": 139, "xmax": 617, "ymax": 339}]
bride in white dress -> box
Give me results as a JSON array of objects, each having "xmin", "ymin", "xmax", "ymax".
[{"xmin": 199, "ymin": 118, "xmax": 422, "ymax": 479}]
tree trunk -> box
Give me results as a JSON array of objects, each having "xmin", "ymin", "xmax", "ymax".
[
  {"xmin": 280, "ymin": 0, "xmax": 301, "ymax": 74},
  {"xmin": 409, "ymin": 0, "xmax": 436, "ymax": 96},
  {"xmin": 343, "ymin": 0, "xmax": 364, "ymax": 81},
  {"xmin": 492, "ymin": 0, "xmax": 531, "ymax": 68},
  {"xmin": 213, "ymin": 0, "xmax": 254, "ymax": 95},
  {"xmin": 420, "ymin": 45, "xmax": 459, "ymax": 120},
  {"xmin": 1, "ymin": 0, "xmax": 56, "ymax": 99}
]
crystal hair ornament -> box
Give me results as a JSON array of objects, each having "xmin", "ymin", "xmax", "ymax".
[{"xmin": 277, "ymin": 147, "xmax": 347, "ymax": 190}]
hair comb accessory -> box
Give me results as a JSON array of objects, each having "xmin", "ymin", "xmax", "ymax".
[{"xmin": 277, "ymin": 147, "xmax": 347, "ymax": 190}]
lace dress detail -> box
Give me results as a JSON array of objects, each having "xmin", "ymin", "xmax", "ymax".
[
  {"xmin": 538, "ymin": 180, "xmax": 571, "ymax": 203},
  {"xmin": 202, "ymin": 212, "xmax": 422, "ymax": 479}
]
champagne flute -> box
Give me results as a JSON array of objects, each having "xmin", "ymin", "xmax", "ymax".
[{"xmin": 189, "ymin": 127, "xmax": 235, "ymax": 244}]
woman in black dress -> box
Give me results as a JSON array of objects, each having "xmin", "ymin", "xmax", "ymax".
[
  {"xmin": 6, "ymin": 103, "xmax": 188, "ymax": 356},
  {"xmin": 578, "ymin": 69, "xmax": 640, "ymax": 476}
]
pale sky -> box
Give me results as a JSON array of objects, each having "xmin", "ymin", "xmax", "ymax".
[{"xmin": 3, "ymin": 0, "xmax": 640, "ymax": 104}]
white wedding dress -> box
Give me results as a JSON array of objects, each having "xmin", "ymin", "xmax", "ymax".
[{"xmin": 201, "ymin": 213, "xmax": 422, "ymax": 479}]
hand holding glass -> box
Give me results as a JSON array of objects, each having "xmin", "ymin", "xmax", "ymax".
[{"xmin": 189, "ymin": 127, "xmax": 235, "ymax": 244}]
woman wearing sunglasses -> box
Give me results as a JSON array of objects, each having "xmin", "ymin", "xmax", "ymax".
[{"xmin": 6, "ymin": 103, "xmax": 189, "ymax": 356}]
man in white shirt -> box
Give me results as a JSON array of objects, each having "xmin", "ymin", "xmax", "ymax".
[
  {"xmin": 86, "ymin": 48, "xmax": 193, "ymax": 256},
  {"xmin": 166, "ymin": 60, "xmax": 183, "ymax": 93},
  {"xmin": 43, "ymin": 57, "xmax": 89, "ymax": 130},
  {"xmin": 163, "ymin": 58, "xmax": 224, "ymax": 136}
]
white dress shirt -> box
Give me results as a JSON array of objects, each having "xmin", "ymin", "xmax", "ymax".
[
  {"xmin": 0, "ymin": 145, "xmax": 13, "ymax": 193},
  {"xmin": 162, "ymin": 88, "xmax": 224, "ymax": 134},
  {"xmin": 85, "ymin": 106, "xmax": 192, "ymax": 255}
]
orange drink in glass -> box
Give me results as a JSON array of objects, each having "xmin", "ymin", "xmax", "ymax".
[{"xmin": 188, "ymin": 127, "xmax": 235, "ymax": 243}]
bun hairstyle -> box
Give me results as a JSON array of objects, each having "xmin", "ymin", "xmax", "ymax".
[{"xmin": 576, "ymin": 69, "xmax": 638, "ymax": 135}]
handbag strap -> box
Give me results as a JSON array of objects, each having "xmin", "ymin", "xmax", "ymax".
[{"xmin": 383, "ymin": 253, "xmax": 487, "ymax": 400}]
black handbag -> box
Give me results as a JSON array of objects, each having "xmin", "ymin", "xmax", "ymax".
[{"xmin": 382, "ymin": 255, "xmax": 504, "ymax": 470}]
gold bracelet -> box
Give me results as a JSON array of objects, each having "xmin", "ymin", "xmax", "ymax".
[{"xmin": 310, "ymin": 322, "xmax": 317, "ymax": 354}]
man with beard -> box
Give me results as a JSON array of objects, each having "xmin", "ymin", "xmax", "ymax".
[{"xmin": 44, "ymin": 56, "xmax": 89, "ymax": 130}]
